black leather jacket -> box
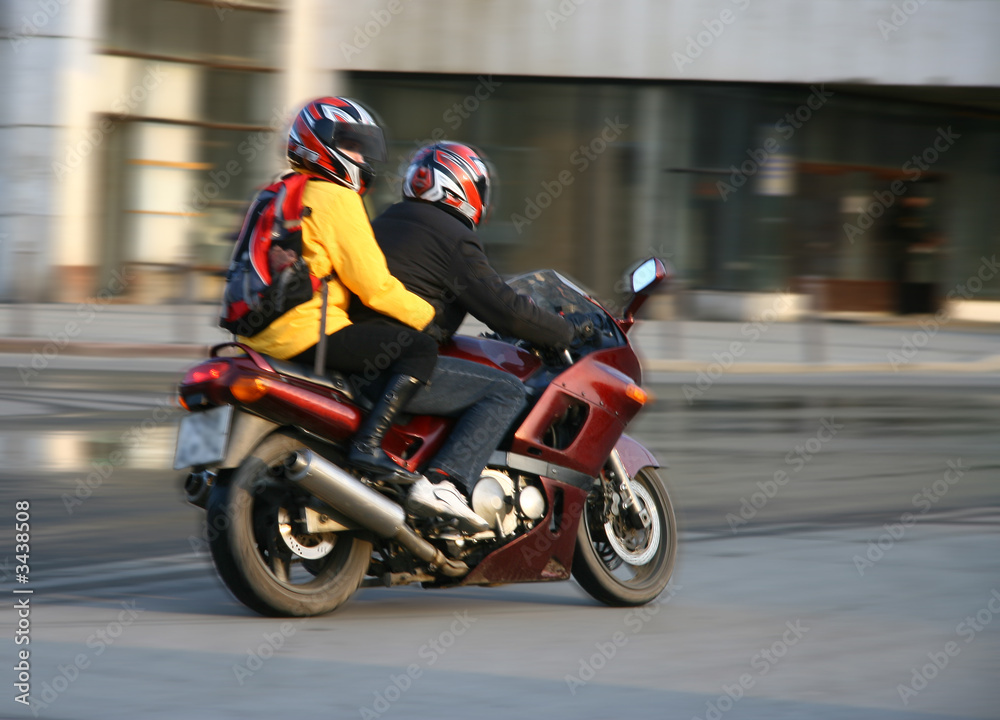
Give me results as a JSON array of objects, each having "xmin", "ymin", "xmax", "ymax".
[{"xmin": 353, "ymin": 200, "xmax": 574, "ymax": 348}]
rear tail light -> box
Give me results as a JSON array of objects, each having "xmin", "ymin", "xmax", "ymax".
[{"xmin": 183, "ymin": 361, "xmax": 230, "ymax": 385}]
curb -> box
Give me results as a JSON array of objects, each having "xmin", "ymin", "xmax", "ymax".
[
  {"xmin": 0, "ymin": 339, "xmax": 210, "ymax": 359},
  {"xmin": 645, "ymin": 356, "xmax": 1000, "ymax": 375}
]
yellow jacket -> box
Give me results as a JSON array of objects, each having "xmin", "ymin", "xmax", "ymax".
[{"xmin": 240, "ymin": 178, "xmax": 434, "ymax": 359}]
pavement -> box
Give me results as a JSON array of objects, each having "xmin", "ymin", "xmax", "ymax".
[
  {"xmin": 0, "ymin": 302, "xmax": 997, "ymax": 375},
  {"xmin": 1, "ymin": 330, "xmax": 997, "ymax": 718}
]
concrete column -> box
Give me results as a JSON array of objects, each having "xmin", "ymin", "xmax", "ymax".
[
  {"xmin": 285, "ymin": 0, "xmax": 345, "ymax": 117},
  {"xmin": 0, "ymin": 0, "xmax": 105, "ymax": 301}
]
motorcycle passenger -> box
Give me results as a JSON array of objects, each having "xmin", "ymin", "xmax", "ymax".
[
  {"xmin": 353, "ymin": 141, "xmax": 593, "ymax": 531},
  {"xmin": 239, "ymin": 97, "xmax": 439, "ymax": 483}
]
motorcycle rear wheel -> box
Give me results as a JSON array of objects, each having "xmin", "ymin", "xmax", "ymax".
[
  {"xmin": 572, "ymin": 466, "xmax": 676, "ymax": 607},
  {"xmin": 207, "ymin": 432, "xmax": 371, "ymax": 617}
]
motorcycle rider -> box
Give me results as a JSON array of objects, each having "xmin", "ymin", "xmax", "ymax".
[
  {"xmin": 353, "ymin": 141, "xmax": 594, "ymax": 530},
  {"xmin": 239, "ymin": 97, "xmax": 439, "ymax": 483}
]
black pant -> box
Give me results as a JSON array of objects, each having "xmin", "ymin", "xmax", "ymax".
[{"xmin": 291, "ymin": 321, "xmax": 438, "ymax": 395}]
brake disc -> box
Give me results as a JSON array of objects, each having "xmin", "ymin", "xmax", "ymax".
[
  {"xmin": 603, "ymin": 482, "xmax": 660, "ymax": 566},
  {"xmin": 277, "ymin": 507, "xmax": 335, "ymax": 560}
]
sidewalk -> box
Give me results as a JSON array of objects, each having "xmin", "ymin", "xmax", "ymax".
[{"xmin": 0, "ymin": 303, "xmax": 997, "ymax": 374}]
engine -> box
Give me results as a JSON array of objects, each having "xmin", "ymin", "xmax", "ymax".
[{"xmin": 470, "ymin": 469, "xmax": 547, "ymax": 537}]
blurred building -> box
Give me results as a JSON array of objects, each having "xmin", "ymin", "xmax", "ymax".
[{"xmin": 2, "ymin": 0, "xmax": 999, "ymax": 319}]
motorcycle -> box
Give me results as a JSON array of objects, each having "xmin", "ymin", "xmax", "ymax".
[{"xmin": 173, "ymin": 258, "xmax": 676, "ymax": 617}]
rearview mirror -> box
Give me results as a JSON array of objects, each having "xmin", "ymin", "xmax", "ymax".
[
  {"xmin": 621, "ymin": 257, "xmax": 672, "ymax": 330},
  {"xmin": 631, "ymin": 258, "xmax": 659, "ymax": 294}
]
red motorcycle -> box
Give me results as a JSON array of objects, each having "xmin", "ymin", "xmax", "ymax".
[{"xmin": 174, "ymin": 258, "xmax": 676, "ymax": 617}]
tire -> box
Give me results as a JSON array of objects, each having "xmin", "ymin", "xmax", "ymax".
[
  {"xmin": 572, "ymin": 466, "xmax": 677, "ymax": 607},
  {"xmin": 207, "ymin": 432, "xmax": 371, "ymax": 617}
]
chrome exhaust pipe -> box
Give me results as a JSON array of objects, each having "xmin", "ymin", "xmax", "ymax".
[{"xmin": 284, "ymin": 450, "xmax": 467, "ymax": 578}]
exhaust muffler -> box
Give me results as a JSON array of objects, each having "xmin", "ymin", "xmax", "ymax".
[
  {"xmin": 284, "ymin": 450, "xmax": 467, "ymax": 578},
  {"xmin": 184, "ymin": 471, "xmax": 213, "ymax": 509}
]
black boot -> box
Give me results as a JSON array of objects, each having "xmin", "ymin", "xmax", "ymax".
[{"xmin": 348, "ymin": 374, "xmax": 423, "ymax": 482}]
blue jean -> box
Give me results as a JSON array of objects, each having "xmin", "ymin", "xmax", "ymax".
[{"xmin": 403, "ymin": 357, "xmax": 527, "ymax": 495}]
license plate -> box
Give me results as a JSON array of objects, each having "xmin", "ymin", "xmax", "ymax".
[{"xmin": 173, "ymin": 405, "xmax": 234, "ymax": 470}]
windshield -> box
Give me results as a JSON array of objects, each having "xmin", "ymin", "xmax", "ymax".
[{"xmin": 506, "ymin": 270, "xmax": 607, "ymax": 317}]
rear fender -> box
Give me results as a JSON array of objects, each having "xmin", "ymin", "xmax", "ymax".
[{"xmin": 219, "ymin": 409, "xmax": 281, "ymax": 469}]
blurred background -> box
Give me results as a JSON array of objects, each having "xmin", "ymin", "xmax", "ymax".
[
  {"xmin": 1, "ymin": 3, "xmax": 999, "ymax": 719},
  {"xmin": 2, "ymin": 0, "xmax": 999, "ymax": 319}
]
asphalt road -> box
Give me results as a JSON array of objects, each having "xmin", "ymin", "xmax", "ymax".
[{"xmin": 0, "ymin": 366, "xmax": 998, "ymax": 720}]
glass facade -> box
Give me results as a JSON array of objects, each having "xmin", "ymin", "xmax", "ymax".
[
  {"xmin": 349, "ymin": 74, "xmax": 1000, "ymax": 309},
  {"xmin": 92, "ymin": 1, "xmax": 1000, "ymax": 310}
]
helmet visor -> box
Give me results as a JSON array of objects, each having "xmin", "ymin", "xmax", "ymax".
[{"xmin": 333, "ymin": 123, "xmax": 386, "ymax": 164}]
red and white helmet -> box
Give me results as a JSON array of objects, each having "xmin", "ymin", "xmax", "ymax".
[
  {"xmin": 403, "ymin": 142, "xmax": 492, "ymax": 228},
  {"xmin": 287, "ymin": 97, "xmax": 386, "ymax": 194}
]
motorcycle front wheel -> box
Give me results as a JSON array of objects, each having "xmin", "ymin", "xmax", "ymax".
[
  {"xmin": 207, "ymin": 432, "xmax": 371, "ymax": 617},
  {"xmin": 572, "ymin": 466, "xmax": 677, "ymax": 607}
]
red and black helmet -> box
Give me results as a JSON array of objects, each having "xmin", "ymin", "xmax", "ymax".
[
  {"xmin": 287, "ymin": 97, "xmax": 386, "ymax": 194},
  {"xmin": 403, "ymin": 141, "xmax": 492, "ymax": 228}
]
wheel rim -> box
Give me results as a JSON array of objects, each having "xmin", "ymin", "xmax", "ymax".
[
  {"xmin": 585, "ymin": 470, "xmax": 670, "ymax": 587},
  {"xmin": 247, "ymin": 464, "xmax": 348, "ymax": 589}
]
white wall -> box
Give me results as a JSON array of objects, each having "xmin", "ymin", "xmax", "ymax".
[
  {"xmin": 324, "ymin": 0, "xmax": 1000, "ymax": 87},
  {"xmin": 0, "ymin": 0, "xmax": 106, "ymax": 299}
]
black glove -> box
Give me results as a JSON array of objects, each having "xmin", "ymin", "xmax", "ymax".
[
  {"xmin": 423, "ymin": 321, "xmax": 448, "ymax": 344},
  {"xmin": 564, "ymin": 312, "xmax": 598, "ymax": 344}
]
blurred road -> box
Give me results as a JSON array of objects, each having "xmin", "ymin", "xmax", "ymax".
[{"xmin": 0, "ymin": 365, "xmax": 997, "ymax": 719}]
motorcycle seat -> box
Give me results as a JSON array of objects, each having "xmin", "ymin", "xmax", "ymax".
[{"xmin": 264, "ymin": 356, "xmax": 373, "ymax": 411}]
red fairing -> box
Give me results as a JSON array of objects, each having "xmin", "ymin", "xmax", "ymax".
[
  {"xmin": 254, "ymin": 380, "xmax": 362, "ymax": 441},
  {"xmin": 441, "ymin": 336, "xmax": 542, "ymax": 381},
  {"xmin": 382, "ymin": 415, "xmax": 454, "ymax": 474},
  {"xmin": 460, "ymin": 480, "xmax": 587, "ymax": 585},
  {"xmin": 178, "ymin": 353, "xmax": 363, "ymax": 441},
  {"xmin": 589, "ymin": 345, "xmax": 642, "ymax": 385},
  {"xmin": 511, "ymin": 358, "xmax": 646, "ymax": 477}
]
